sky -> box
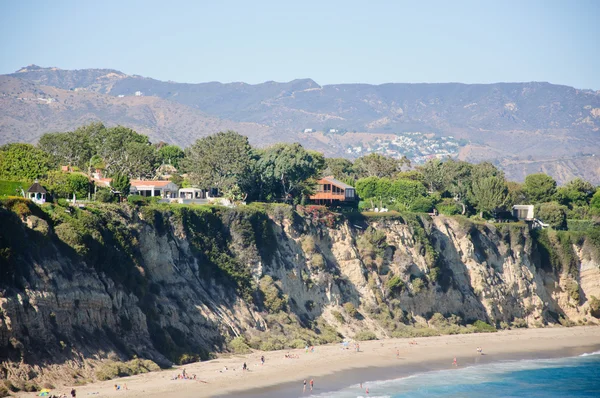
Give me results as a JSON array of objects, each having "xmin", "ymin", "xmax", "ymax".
[{"xmin": 1, "ymin": 0, "xmax": 599, "ymax": 89}]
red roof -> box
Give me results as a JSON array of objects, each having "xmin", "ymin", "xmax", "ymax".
[{"xmin": 130, "ymin": 180, "xmax": 174, "ymax": 187}]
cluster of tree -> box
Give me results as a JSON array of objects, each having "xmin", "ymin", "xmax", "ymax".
[{"xmin": 1, "ymin": 123, "xmax": 599, "ymax": 226}]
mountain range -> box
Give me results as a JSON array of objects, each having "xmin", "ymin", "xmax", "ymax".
[{"xmin": 1, "ymin": 65, "xmax": 599, "ymax": 184}]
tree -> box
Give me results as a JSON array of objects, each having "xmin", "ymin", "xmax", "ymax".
[
  {"xmin": 388, "ymin": 179, "xmax": 428, "ymax": 210},
  {"xmin": 523, "ymin": 173, "xmax": 557, "ymax": 203},
  {"xmin": 0, "ymin": 143, "xmax": 53, "ymax": 180},
  {"xmin": 256, "ymin": 143, "xmax": 324, "ymax": 202},
  {"xmin": 537, "ymin": 202, "xmax": 567, "ymax": 230},
  {"xmin": 120, "ymin": 141, "xmax": 159, "ymax": 179},
  {"xmin": 68, "ymin": 174, "xmax": 91, "ymax": 200},
  {"xmin": 591, "ymin": 190, "xmax": 600, "ymax": 210},
  {"xmin": 419, "ymin": 159, "xmax": 445, "ymax": 192},
  {"xmin": 441, "ymin": 160, "xmax": 473, "ymax": 214},
  {"xmin": 322, "ymin": 158, "xmax": 355, "ymax": 180},
  {"xmin": 506, "ymin": 181, "xmax": 527, "ymax": 207},
  {"xmin": 184, "ymin": 131, "xmax": 253, "ymax": 192},
  {"xmin": 158, "ymin": 145, "xmax": 185, "ymax": 169},
  {"xmin": 355, "ymin": 177, "xmax": 380, "ymax": 201},
  {"xmin": 555, "ymin": 178, "xmax": 596, "ymax": 208},
  {"xmin": 354, "ymin": 153, "xmax": 405, "ymax": 178},
  {"xmin": 38, "ymin": 129, "xmax": 93, "ymax": 169},
  {"xmin": 470, "ymin": 176, "xmax": 509, "ymax": 218},
  {"xmin": 112, "ymin": 173, "xmax": 130, "ymax": 196}
]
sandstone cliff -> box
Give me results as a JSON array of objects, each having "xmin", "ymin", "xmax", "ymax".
[{"xmin": 0, "ymin": 200, "xmax": 598, "ymax": 387}]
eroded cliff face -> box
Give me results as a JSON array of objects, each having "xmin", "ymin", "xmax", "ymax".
[{"xmin": 0, "ymin": 201, "xmax": 598, "ymax": 385}]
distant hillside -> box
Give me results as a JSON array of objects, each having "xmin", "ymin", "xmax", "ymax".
[
  {"xmin": 0, "ymin": 75, "xmax": 275, "ymax": 147},
  {"xmin": 2, "ymin": 65, "xmax": 600, "ymax": 183}
]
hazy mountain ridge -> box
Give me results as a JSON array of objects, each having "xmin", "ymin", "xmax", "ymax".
[{"xmin": 2, "ymin": 65, "xmax": 600, "ymax": 183}]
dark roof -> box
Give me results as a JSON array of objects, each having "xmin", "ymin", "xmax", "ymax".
[
  {"xmin": 27, "ymin": 182, "xmax": 47, "ymax": 194},
  {"xmin": 321, "ymin": 176, "xmax": 354, "ymax": 189}
]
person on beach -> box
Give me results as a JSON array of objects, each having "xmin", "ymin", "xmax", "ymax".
[
  {"xmin": 366, "ymin": 387, "xmax": 369, "ymax": 395},
  {"xmin": 452, "ymin": 357, "xmax": 458, "ymax": 367},
  {"xmin": 261, "ymin": 355, "xmax": 265, "ymax": 365},
  {"xmin": 396, "ymin": 349, "xmax": 400, "ymax": 358},
  {"xmin": 243, "ymin": 362, "xmax": 247, "ymax": 371},
  {"xmin": 310, "ymin": 379, "xmax": 314, "ymax": 391},
  {"xmin": 70, "ymin": 389, "xmax": 76, "ymax": 398},
  {"xmin": 303, "ymin": 379, "xmax": 307, "ymax": 392}
]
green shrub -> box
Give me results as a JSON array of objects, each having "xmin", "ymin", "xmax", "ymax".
[
  {"xmin": 289, "ymin": 338, "xmax": 307, "ymax": 349},
  {"xmin": 95, "ymin": 359, "xmax": 160, "ymax": 381},
  {"xmin": 301, "ymin": 235, "xmax": 317, "ymax": 253},
  {"xmin": 311, "ymin": 253, "xmax": 326, "ymax": 270},
  {"xmin": 511, "ymin": 318, "xmax": 528, "ymax": 328},
  {"xmin": 386, "ymin": 275, "xmax": 404, "ymax": 294},
  {"xmin": 537, "ymin": 202, "xmax": 568, "ymax": 230},
  {"xmin": 343, "ymin": 302, "xmax": 358, "ymax": 318},
  {"xmin": 127, "ymin": 195, "xmax": 147, "ymax": 206},
  {"xmin": 259, "ymin": 337, "xmax": 286, "ymax": 351},
  {"xmin": 565, "ymin": 279, "xmax": 580, "ymax": 303},
  {"xmin": 229, "ymin": 336, "xmax": 251, "ymax": 354},
  {"xmin": 412, "ymin": 277, "xmax": 425, "ymax": 294},
  {"xmin": 472, "ymin": 320, "xmax": 496, "ymax": 333},
  {"xmin": 332, "ymin": 310, "xmax": 345, "ymax": 324},
  {"xmin": 96, "ymin": 188, "xmax": 115, "ymax": 203},
  {"xmin": 259, "ymin": 275, "xmax": 288, "ymax": 313},
  {"xmin": 57, "ymin": 198, "xmax": 68, "ymax": 207},
  {"xmin": 589, "ymin": 296, "xmax": 600, "ymax": 317},
  {"xmin": 354, "ymin": 330, "xmax": 377, "ymax": 341}
]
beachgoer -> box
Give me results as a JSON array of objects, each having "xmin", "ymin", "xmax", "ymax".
[
  {"xmin": 243, "ymin": 362, "xmax": 247, "ymax": 371},
  {"xmin": 303, "ymin": 379, "xmax": 307, "ymax": 392},
  {"xmin": 305, "ymin": 345, "xmax": 309, "ymax": 353},
  {"xmin": 182, "ymin": 368, "xmax": 186, "ymax": 378},
  {"xmin": 70, "ymin": 389, "xmax": 76, "ymax": 398},
  {"xmin": 310, "ymin": 379, "xmax": 314, "ymax": 391},
  {"xmin": 366, "ymin": 387, "xmax": 369, "ymax": 395},
  {"xmin": 396, "ymin": 348, "xmax": 400, "ymax": 358},
  {"xmin": 261, "ymin": 355, "xmax": 265, "ymax": 365},
  {"xmin": 453, "ymin": 357, "xmax": 457, "ymax": 367}
]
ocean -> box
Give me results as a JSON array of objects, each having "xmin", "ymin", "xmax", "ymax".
[{"xmin": 313, "ymin": 351, "xmax": 600, "ymax": 398}]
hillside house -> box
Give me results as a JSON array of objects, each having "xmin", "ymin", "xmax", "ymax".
[
  {"xmin": 130, "ymin": 180, "xmax": 179, "ymax": 198},
  {"xmin": 309, "ymin": 176, "xmax": 356, "ymax": 204},
  {"xmin": 26, "ymin": 181, "xmax": 47, "ymax": 204},
  {"xmin": 512, "ymin": 205, "xmax": 534, "ymax": 221}
]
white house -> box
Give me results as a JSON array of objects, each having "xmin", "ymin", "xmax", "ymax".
[
  {"xmin": 130, "ymin": 180, "xmax": 179, "ymax": 198},
  {"xmin": 512, "ymin": 205, "xmax": 534, "ymax": 221},
  {"xmin": 303, "ymin": 128, "xmax": 315, "ymax": 133},
  {"xmin": 135, "ymin": 91, "xmax": 143, "ymax": 97}
]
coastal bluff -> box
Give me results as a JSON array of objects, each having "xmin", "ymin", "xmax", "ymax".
[{"xmin": 1, "ymin": 199, "xmax": 599, "ymax": 388}]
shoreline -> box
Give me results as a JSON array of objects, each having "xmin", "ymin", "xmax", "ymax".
[{"xmin": 18, "ymin": 326, "xmax": 600, "ymax": 398}]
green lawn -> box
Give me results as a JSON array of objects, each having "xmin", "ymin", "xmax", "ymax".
[{"xmin": 0, "ymin": 180, "xmax": 28, "ymax": 197}]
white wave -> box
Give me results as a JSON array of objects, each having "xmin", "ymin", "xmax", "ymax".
[{"xmin": 580, "ymin": 350, "xmax": 600, "ymax": 357}]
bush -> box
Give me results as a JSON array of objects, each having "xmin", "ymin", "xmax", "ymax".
[
  {"xmin": 289, "ymin": 338, "xmax": 307, "ymax": 349},
  {"xmin": 343, "ymin": 302, "xmax": 358, "ymax": 318},
  {"xmin": 410, "ymin": 196, "xmax": 436, "ymax": 213},
  {"xmin": 565, "ymin": 279, "xmax": 580, "ymax": 303},
  {"xmin": 301, "ymin": 235, "xmax": 317, "ymax": 253},
  {"xmin": 332, "ymin": 310, "xmax": 345, "ymax": 324},
  {"xmin": 537, "ymin": 202, "xmax": 567, "ymax": 230},
  {"xmin": 95, "ymin": 359, "xmax": 160, "ymax": 381},
  {"xmin": 229, "ymin": 336, "xmax": 251, "ymax": 354},
  {"xmin": 436, "ymin": 198, "xmax": 461, "ymax": 215},
  {"xmin": 259, "ymin": 275, "xmax": 287, "ymax": 313},
  {"xmin": 354, "ymin": 330, "xmax": 377, "ymax": 341},
  {"xmin": 127, "ymin": 195, "xmax": 148, "ymax": 206},
  {"xmin": 412, "ymin": 278, "xmax": 425, "ymax": 294},
  {"xmin": 311, "ymin": 253, "xmax": 326, "ymax": 270},
  {"xmin": 589, "ymin": 296, "xmax": 600, "ymax": 318},
  {"xmin": 386, "ymin": 275, "xmax": 404, "ymax": 294},
  {"xmin": 96, "ymin": 188, "xmax": 115, "ymax": 203},
  {"xmin": 472, "ymin": 320, "xmax": 496, "ymax": 333},
  {"xmin": 511, "ymin": 318, "xmax": 528, "ymax": 328}
]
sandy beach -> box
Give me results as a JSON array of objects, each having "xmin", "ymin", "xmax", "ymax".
[{"xmin": 18, "ymin": 326, "xmax": 600, "ymax": 398}]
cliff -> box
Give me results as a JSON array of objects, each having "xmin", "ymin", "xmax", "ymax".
[{"xmin": 1, "ymin": 199, "xmax": 599, "ymax": 388}]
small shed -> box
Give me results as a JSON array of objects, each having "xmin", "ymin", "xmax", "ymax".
[
  {"xmin": 512, "ymin": 205, "xmax": 534, "ymax": 221},
  {"xmin": 309, "ymin": 176, "xmax": 356, "ymax": 204},
  {"xmin": 26, "ymin": 181, "xmax": 48, "ymax": 204}
]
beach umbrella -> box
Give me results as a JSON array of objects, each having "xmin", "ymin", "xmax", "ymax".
[{"xmin": 38, "ymin": 389, "xmax": 51, "ymax": 397}]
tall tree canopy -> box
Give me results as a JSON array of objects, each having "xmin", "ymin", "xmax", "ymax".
[
  {"xmin": 0, "ymin": 143, "xmax": 53, "ymax": 180},
  {"xmin": 38, "ymin": 128, "xmax": 93, "ymax": 170},
  {"xmin": 184, "ymin": 131, "xmax": 253, "ymax": 192},
  {"xmin": 470, "ymin": 176, "xmax": 509, "ymax": 217},
  {"xmin": 256, "ymin": 143, "xmax": 324, "ymax": 201},
  {"xmin": 354, "ymin": 153, "xmax": 408, "ymax": 178},
  {"xmin": 158, "ymin": 145, "xmax": 185, "ymax": 169},
  {"xmin": 523, "ymin": 173, "xmax": 557, "ymax": 204}
]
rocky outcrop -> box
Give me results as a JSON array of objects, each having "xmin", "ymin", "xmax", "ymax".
[{"xmin": 0, "ymin": 201, "xmax": 598, "ymax": 386}]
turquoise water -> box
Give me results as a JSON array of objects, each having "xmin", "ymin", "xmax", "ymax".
[{"xmin": 313, "ymin": 351, "xmax": 600, "ymax": 398}]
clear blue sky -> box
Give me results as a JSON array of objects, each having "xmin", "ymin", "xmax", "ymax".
[{"xmin": 1, "ymin": 0, "xmax": 599, "ymax": 89}]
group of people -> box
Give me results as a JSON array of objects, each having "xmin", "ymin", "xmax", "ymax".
[
  {"xmin": 172, "ymin": 368, "xmax": 197, "ymax": 380},
  {"xmin": 284, "ymin": 352, "xmax": 300, "ymax": 359},
  {"xmin": 302, "ymin": 378, "xmax": 314, "ymax": 392}
]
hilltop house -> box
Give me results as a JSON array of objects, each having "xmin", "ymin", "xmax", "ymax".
[
  {"xmin": 26, "ymin": 181, "xmax": 48, "ymax": 204},
  {"xmin": 512, "ymin": 205, "xmax": 534, "ymax": 221},
  {"xmin": 309, "ymin": 176, "xmax": 356, "ymax": 204},
  {"xmin": 130, "ymin": 180, "xmax": 179, "ymax": 198}
]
